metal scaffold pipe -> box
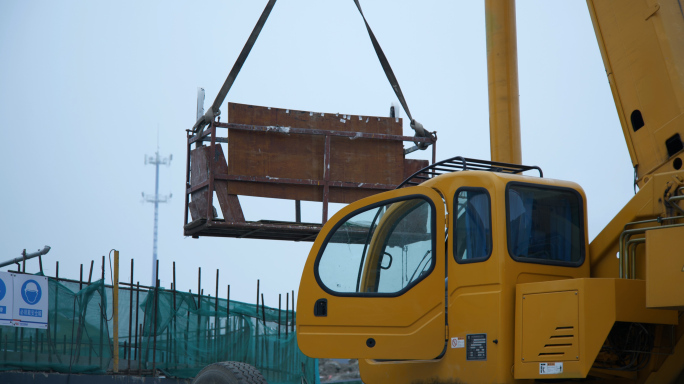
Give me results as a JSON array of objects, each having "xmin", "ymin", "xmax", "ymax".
[{"xmin": 0, "ymin": 246, "xmax": 51, "ymax": 268}]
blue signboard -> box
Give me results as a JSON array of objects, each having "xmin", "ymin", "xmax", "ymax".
[
  {"xmin": 0, "ymin": 272, "xmax": 14, "ymax": 326},
  {"xmin": 12, "ymin": 274, "xmax": 48, "ymax": 329}
]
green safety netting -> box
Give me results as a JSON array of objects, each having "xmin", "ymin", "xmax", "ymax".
[
  {"xmin": 0, "ymin": 275, "xmax": 318, "ymax": 384},
  {"xmin": 0, "ymin": 276, "xmax": 111, "ymax": 374},
  {"xmin": 129, "ymin": 288, "xmax": 316, "ymax": 383}
]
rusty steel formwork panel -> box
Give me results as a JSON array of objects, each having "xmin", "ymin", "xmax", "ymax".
[{"xmin": 184, "ymin": 102, "xmax": 436, "ymax": 241}]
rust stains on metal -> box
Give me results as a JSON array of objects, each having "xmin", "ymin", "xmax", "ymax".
[{"xmin": 184, "ymin": 102, "xmax": 436, "ymax": 241}]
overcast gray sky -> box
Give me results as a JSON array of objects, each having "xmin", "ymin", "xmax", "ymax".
[{"xmin": 0, "ymin": 1, "xmax": 632, "ymax": 307}]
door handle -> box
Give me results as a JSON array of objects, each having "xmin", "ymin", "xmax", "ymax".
[{"xmin": 314, "ymin": 298, "xmax": 327, "ymax": 317}]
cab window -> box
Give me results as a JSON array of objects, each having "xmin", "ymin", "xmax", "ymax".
[
  {"xmin": 454, "ymin": 188, "xmax": 492, "ymax": 263},
  {"xmin": 315, "ymin": 197, "xmax": 435, "ymax": 295},
  {"xmin": 506, "ymin": 183, "xmax": 584, "ymax": 265}
]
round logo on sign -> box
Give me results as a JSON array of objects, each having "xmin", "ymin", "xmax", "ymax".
[
  {"xmin": 0, "ymin": 278, "xmax": 5, "ymax": 301},
  {"xmin": 21, "ymin": 280, "xmax": 42, "ymax": 305}
]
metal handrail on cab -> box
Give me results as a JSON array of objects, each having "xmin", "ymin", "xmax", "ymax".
[{"xmin": 397, "ymin": 156, "xmax": 543, "ymax": 188}]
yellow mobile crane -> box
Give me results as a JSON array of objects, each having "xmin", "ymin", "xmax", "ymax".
[{"xmin": 296, "ymin": 0, "xmax": 684, "ymax": 382}]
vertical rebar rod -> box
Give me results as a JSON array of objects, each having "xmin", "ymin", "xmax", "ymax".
[
  {"xmin": 34, "ymin": 334, "xmax": 41, "ymax": 365},
  {"xmin": 285, "ymin": 292, "xmax": 289, "ymax": 337},
  {"xmin": 197, "ymin": 283, "xmax": 202, "ymax": 366},
  {"xmin": 138, "ymin": 324, "xmax": 143, "ymax": 375},
  {"xmin": 256, "ymin": 280, "xmax": 260, "ymax": 316},
  {"xmin": 134, "ymin": 315, "xmax": 139, "ymax": 360},
  {"xmin": 197, "ymin": 268, "xmax": 201, "ymax": 310},
  {"xmin": 53, "ymin": 263, "xmax": 59, "ymax": 348},
  {"xmin": 255, "ymin": 294, "xmax": 259, "ymax": 367},
  {"xmin": 128, "ymin": 259, "xmax": 134, "ymax": 372},
  {"xmin": 171, "ymin": 265, "xmax": 177, "ymax": 368},
  {"xmin": 113, "ymin": 250, "xmax": 120, "ymax": 373},
  {"xmin": 261, "ymin": 294, "xmax": 265, "ymax": 324},
  {"xmin": 185, "ymin": 309, "xmax": 190, "ymax": 366},
  {"xmin": 79, "ymin": 264, "xmax": 83, "ymax": 290},
  {"xmin": 19, "ymin": 329, "xmax": 23, "ymax": 363},
  {"xmin": 215, "ymin": 269, "xmax": 219, "ymax": 312},
  {"xmin": 172, "ymin": 262, "xmax": 177, "ymax": 369},
  {"xmin": 214, "ymin": 269, "xmax": 219, "ymax": 361},
  {"xmin": 88, "ymin": 260, "xmax": 94, "ymax": 284},
  {"xmin": 291, "ymin": 290, "xmax": 295, "ymax": 333},
  {"xmin": 226, "ymin": 284, "xmax": 232, "ymax": 357},
  {"xmin": 101, "ymin": 253, "xmax": 106, "ymax": 366},
  {"xmin": 134, "ymin": 282, "xmax": 140, "ymax": 360},
  {"xmin": 99, "ymin": 275, "xmax": 104, "ymax": 368},
  {"xmin": 172, "ymin": 262, "xmax": 177, "ymax": 311},
  {"xmin": 141, "ymin": 284, "xmax": 147, "ymax": 371},
  {"xmin": 33, "ymin": 330, "xmax": 38, "ymax": 363},
  {"xmin": 152, "ymin": 278, "xmax": 159, "ymax": 377},
  {"xmin": 278, "ymin": 294, "xmax": 281, "ymax": 339},
  {"xmin": 165, "ymin": 325, "xmax": 170, "ymax": 370},
  {"xmin": 196, "ymin": 268, "xmax": 201, "ymax": 366}
]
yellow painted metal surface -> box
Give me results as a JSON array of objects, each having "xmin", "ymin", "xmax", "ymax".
[
  {"xmin": 486, "ymin": 0, "xmax": 522, "ymax": 164},
  {"xmin": 297, "ymin": 168, "xmax": 684, "ymax": 382},
  {"xmin": 353, "ymin": 171, "xmax": 590, "ymax": 384},
  {"xmin": 646, "ymin": 226, "xmax": 684, "ymax": 309},
  {"xmin": 589, "ymin": 169, "xmax": 684, "ymax": 279},
  {"xmin": 587, "ymin": 0, "xmax": 684, "ymax": 185},
  {"xmin": 514, "ymin": 278, "xmax": 677, "ymax": 380},
  {"xmin": 521, "ymin": 291, "xmax": 579, "ymax": 363},
  {"xmin": 297, "ymin": 185, "xmax": 446, "ymax": 360}
]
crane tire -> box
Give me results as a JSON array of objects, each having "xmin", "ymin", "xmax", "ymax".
[{"xmin": 192, "ymin": 361, "xmax": 267, "ymax": 384}]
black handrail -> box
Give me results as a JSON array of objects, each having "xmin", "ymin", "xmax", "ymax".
[{"xmin": 397, "ymin": 156, "xmax": 543, "ymax": 188}]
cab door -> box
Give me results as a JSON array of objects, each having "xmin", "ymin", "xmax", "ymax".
[{"xmin": 297, "ymin": 186, "xmax": 446, "ymax": 360}]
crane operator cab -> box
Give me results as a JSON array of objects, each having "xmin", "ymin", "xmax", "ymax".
[{"xmin": 297, "ymin": 157, "xmax": 677, "ymax": 383}]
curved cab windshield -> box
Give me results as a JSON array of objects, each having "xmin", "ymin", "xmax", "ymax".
[{"xmin": 316, "ymin": 197, "xmax": 435, "ymax": 295}]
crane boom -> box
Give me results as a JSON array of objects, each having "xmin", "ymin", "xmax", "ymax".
[{"xmin": 587, "ymin": 0, "xmax": 684, "ymax": 186}]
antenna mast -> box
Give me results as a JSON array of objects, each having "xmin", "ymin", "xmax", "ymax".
[{"xmin": 143, "ymin": 137, "xmax": 172, "ymax": 286}]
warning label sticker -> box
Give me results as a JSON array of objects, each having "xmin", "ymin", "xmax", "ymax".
[
  {"xmin": 539, "ymin": 362, "xmax": 563, "ymax": 375},
  {"xmin": 450, "ymin": 337, "xmax": 465, "ymax": 348}
]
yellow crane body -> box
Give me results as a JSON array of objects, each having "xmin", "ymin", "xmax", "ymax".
[
  {"xmin": 296, "ymin": 0, "xmax": 684, "ymax": 382},
  {"xmin": 587, "ymin": 0, "xmax": 684, "ymax": 186},
  {"xmin": 297, "ymin": 169, "xmax": 684, "ymax": 383}
]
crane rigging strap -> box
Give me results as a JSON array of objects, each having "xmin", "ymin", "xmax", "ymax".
[
  {"xmin": 353, "ymin": 0, "xmax": 413, "ymax": 122},
  {"xmin": 194, "ymin": 0, "xmax": 433, "ymax": 150},
  {"xmin": 192, "ymin": 0, "xmax": 278, "ymax": 133},
  {"xmin": 353, "ymin": 0, "xmax": 434, "ymax": 149}
]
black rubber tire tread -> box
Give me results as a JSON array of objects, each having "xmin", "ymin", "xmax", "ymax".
[{"xmin": 192, "ymin": 361, "xmax": 267, "ymax": 384}]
